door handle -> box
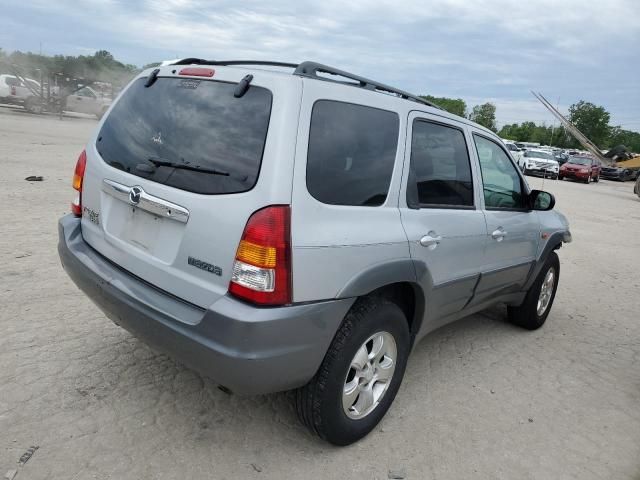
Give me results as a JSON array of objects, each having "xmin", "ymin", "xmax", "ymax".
[
  {"xmin": 491, "ymin": 228, "xmax": 507, "ymax": 241},
  {"xmin": 420, "ymin": 232, "xmax": 442, "ymax": 248}
]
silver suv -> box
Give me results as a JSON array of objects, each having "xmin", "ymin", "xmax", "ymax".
[{"xmin": 58, "ymin": 60, "xmax": 571, "ymax": 445}]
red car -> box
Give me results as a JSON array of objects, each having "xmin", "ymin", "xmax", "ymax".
[{"xmin": 559, "ymin": 156, "xmax": 601, "ymax": 183}]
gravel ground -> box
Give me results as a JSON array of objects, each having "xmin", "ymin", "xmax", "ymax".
[{"xmin": 1, "ymin": 106, "xmax": 639, "ymax": 480}]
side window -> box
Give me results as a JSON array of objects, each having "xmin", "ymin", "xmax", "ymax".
[
  {"xmin": 4, "ymin": 76, "xmax": 19, "ymax": 87},
  {"xmin": 306, "ymin": 100, "xmax": 399, "ymax": 207},
  {"xmin": 473, "ymin": 134, "xmax": 526, "ymax": 209},
  {"xmin": 76, "ymin": 87, "xmax": 95, "ymax": 98},
  {"xmin": 407, "ymin": 120, "xmax": 474, "ymax": 208}
]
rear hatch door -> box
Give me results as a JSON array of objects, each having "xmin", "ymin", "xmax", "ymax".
[{"xmin": 80, "ymin": 67, "xmax": 299, "ymax": 308}]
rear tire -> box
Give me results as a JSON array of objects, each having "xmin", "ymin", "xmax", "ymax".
[
  {"xmin": 558, "ymin": 175, "xmax": 564, "ymax": 181},
  {"xmin": 593, "ymin": 175, "xmax": 599, "ymax": 183},
  {"xmin": 508, "ymin": 252, "xmax": 560, "ymax": 330},
  {"xmin": 295, "ymin": 297, "xmax": 410, "ymax": 446}
]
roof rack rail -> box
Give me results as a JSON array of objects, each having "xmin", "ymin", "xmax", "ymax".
[
  {"xmin": 293, "ymin": 61, "xmax": 443, "ymax": 110},
  {"xmin": 172, "ymin": 58, "xmax": 298, "ymax": 68},
  {"xmin": 170, "ymin": 59, "xmax": 442, "ymax": 110}
]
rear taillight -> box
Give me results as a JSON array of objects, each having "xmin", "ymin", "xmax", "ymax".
[
  {"xmin": 229, "ymin": 206, "xmax": 292, "ymax": 306},
  {"xmin": 71, "ymin": 150, "xmax": 87, "ymax": 216},
  {"xmin": 10, "ymin": 86, "xmax": 16, "ymax": 96}
]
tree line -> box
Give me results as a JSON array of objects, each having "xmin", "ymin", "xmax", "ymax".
[
  {"xmin": 0, "ymin": 48, "xmax": 137, "ymax": 89},
  {"xmin": 421, "ymin": 95, "xmax": 640, "ymax": 152},
  {"xmin": 1, "ymin": 48, "xmax": 637, "ymax": 152}
]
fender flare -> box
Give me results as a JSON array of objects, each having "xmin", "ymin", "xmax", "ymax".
[
  {"xmin": 523, "ymin": 230, "xmax": 571, "ymax": 291},
  {"xmin": 336, "ymin": 258, "xmax": 421, "ymax": 299}
]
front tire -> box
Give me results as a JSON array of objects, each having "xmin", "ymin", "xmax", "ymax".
[
  {"xmin": 508, "ymin": 252, "xmax": 560, "ymax": 330},
  {"xmin": 295, "ymin": 297, "xmax": 410, "ymax": 445},
  {"xmin": 25, "ymin": 96, "xmax": 44, "ymax": 114}
]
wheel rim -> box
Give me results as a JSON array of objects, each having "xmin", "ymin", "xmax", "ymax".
[
  {"xmin": 537, "ymin": 267, "xmax": 556, "ymax": 316},
  {"xmin": 342, "ymin": 331, "xmax": 397, "ymax": 420}
]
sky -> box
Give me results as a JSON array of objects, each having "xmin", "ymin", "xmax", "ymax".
[{"xmin": 1, "ymin": 0, "xmax": 639, "ymax": 129}]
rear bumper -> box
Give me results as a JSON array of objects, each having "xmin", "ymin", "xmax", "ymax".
[{"xmin": 58, "ymin": 215, "xmax": 354, "ymax": 394}]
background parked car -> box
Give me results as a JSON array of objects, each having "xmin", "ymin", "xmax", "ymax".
[
  {"xmin": 64, "ymin": 86, "xmax": 111, "ymax": 118},
  {"xmin": 0, "ymin": 74, "xmax": 40, "ymax": 106},
  {"xmin": 559, "ymin": 156, "xmax": 600, "ymax": 183},
  {"xmin": 552, "ymin": 149, "xmax": 569, "ymax": 165},
  {"xmin": 600, "ymin": 165, "xmax": 638, "ymax": 181},
  {"xmin": 521, "ymin": 149, "xmax": 560, "ymax": 179},
  {"xmin": 502, "ymin": 140, "xmax": 524, "ymax": 164}
]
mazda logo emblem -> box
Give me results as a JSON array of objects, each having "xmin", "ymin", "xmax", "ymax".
[{"xmin": 129, "ymin": 186, "xmax": 143, "ymax": 205}]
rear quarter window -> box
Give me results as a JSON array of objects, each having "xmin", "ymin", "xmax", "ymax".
[
  {"xmin": 96, "ymin": 77, "xmax": 272, "ymax": 195},
  {"xmin": 306, "ymin": 100, "xmax": 399, "ymax": 207}
]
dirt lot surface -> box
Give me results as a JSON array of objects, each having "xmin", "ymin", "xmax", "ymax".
[{"xmin": 1, "ymin": 106, "xmax": 639, "ymax": 479}]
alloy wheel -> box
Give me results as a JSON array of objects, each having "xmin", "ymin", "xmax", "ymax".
[
  {"xmin": 342, "ymin": 331, "xmax": 397, "ymax": 419},
  {"xmin": 537, "ymin": 267, "xmax": 556, "ymax": 316}
]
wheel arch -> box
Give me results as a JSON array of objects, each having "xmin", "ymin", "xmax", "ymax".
[
  {"xmin": 336, "ymin": 259, "xmax": 427, "ymax": 343},
  {"xmin": 523, "ymin": 230, "xmax": 569, "ymax": 291}
]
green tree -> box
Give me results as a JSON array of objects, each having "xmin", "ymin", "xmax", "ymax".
[
  {"xmin": 420, "ymin": 95, "xmax": 467, "ymax": 117},
  {"xmin": 568, "ymin": 100, "xmax": 610, "ymax": 148},
  {"xmin": 5, "ymin": 49, "xmax": 138, "ymax": 90},
  {"xmin": 530, "ymin": 124, "xmax": 551, "ymax": 145},
  {"xmin": 498, "ymin": 121, "xmax": 572, "ymax": 148},
  {"xmin": 608, "ymin": 127, "xmax": 640, "ymax": 152},
  {"xmin": 93, "ymin": 50, "xmax": 114, "ymax": 62},
  {"xmin": 497, "ymin": 123, "xmax": 518, "ymax": 140},
  {"xmin": 468, "ymin": 103, "xmax": 497, "ymax": 131}
]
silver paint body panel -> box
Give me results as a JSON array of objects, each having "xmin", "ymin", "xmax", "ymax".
[{"xmin": 60, "ymin": 63, "xmax": 571, "ymax": 392}]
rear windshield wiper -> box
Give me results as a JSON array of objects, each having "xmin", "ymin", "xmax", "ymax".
[{"xmin": 140, "ymin": 157, "xmax": 229, "ymax": 176}]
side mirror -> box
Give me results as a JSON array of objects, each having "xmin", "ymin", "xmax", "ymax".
[{"xmin": 529, "ymin": 190, "xmax": 555, "ymax": 211}]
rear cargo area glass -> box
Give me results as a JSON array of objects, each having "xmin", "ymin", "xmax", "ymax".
[{"xmin": 96, "ymin": 77, "xmax": 272, "ymax": 194}]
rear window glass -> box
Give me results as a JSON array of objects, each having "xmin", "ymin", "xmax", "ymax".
[
  {"xmin": 306, "ymin": 100, "xmax": 399, "ymax": 206},
  {"xmin": 97, "ymin": 77, "xmax": 272, "ymax": 195}
]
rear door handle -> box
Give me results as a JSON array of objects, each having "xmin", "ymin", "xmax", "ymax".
[
  {"xmin": 420, "ymin": 232, "xmax": 442, "ymax": 248},
  {"xmin": 491, "ymin": 228, "xmax": 507, "ymax": 241}
]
